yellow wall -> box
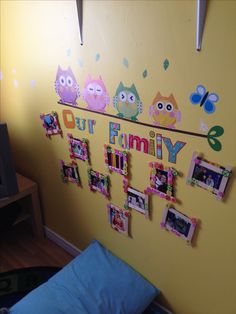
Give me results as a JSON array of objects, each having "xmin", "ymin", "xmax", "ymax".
[{"xmin": 1, "ymin": 1, "xmax": 236, "ymax": 313}]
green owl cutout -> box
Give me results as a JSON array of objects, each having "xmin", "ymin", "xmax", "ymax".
[{"xmin": 113, "ymin": 82, "xmax": 143, "ymax": 121}]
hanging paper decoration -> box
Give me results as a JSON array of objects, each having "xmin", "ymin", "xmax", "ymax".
[
  {"xmin": 30, "ymin": 79, "xmax": 36, "ymax": 88},
  {"xmin": 123, "ymin": 57, "xmax": 129, "ymax": 68},
  {"xmin": 113, "ymin": 82, "xmax": 143, "ymax": 121},
  {"xmin": 40, "ymin": 111, "xmax": 63, "ymax": 138},
  {"xmin": 186, "ymin": 152, "xmax": 232, "ymax": 200},
  {"xmin": 142, "ymin": 69, "xmax": 148, "ymax": 78},
  {"xmin": 145, "ymin": 162, "xmax": 178, "ymax": 202},
  {"xmin": 55, "ymin": 65, "xmax": 80, "ymax": 106},
  {"xmin": 207, "ymin": 125, "xmax": 224, "ymax": 152},
  {"xmin": 196, "ymin": 0, "xmax": 206, "ymax": 51},
  {"xmin": 87, "ymin": 168, "xmax": 109, "ymax": 198},
  {"xmin": 104, "ymin": 145, "xmax": 128, "ymax": 177},
  {"xmin": 149, "ymin": 92, "xmax": 181, "ymax": 129},
  {"xmin": 189, "ymin": 85, "xmax": 219, "ymax": 114},
  {"xmin": 107, "ymin": 203, "xmax": 130, "ymax": 236},
  {"xmin": 160, "ymin": 205, "xmax": 198, "ymax": 244},
  {"xmin": 82, "ymin": 75, "xmax": 110, "ymax": 112},
  {"xmin": 163, "ymin": 59, "xmax": 169, "ymax": 70},
  {"xmin": 60, "ymin": 160, "xmax": 80, "ymax": 186},
  {"xmin": 95, "ymin": 53, "xmax": 100, "ymax": 62},
  {"xmin": 127, "ymin": 187, "xmax": 149, "ymax": 219},
  {"xmin": 67, "ymin": 133, "xmax": 89, "ymax": 163}
]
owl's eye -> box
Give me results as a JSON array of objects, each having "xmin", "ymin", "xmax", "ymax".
[
  {"xmin": 87, "ymin": 83, "xmax": 95, "ymax": 94},
  {"xmin": 95, "ymin": 85, "xmax": 103, "ymax": 96},
  {"xmin": 66, "ymin": 76, "xmax": 74, "ymax": 87},
  {"xmin": 127, "ymin": 92, "xmax": 136, "ymax": 104},
  {"xmin": 165, "ymin": 103, "xmax": 173, "ymax": 112},
  {"xmin": 59, "ymin": 75, "xmax": 66, "ymax": 86},
  {"xmin": 119, "ymin": 91, "xmax": 127, "ymax": 102},
  {"xmin": 156, "ymin": 102, "xmax": 164, "ymax": 111}
]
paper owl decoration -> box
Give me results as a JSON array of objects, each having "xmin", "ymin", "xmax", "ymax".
[
  {"xmin": 149, "ymin": 92, "xmax": 181, "ymax": 129},
  {"xmin": 55, "ymin": 66, "xmax": 80, "ymax": 106},
  {"xmin": 113, "ymin": 82, "xmax": 143, "ymax": 121},
  {"xmin": 82, "ymin": 75, "xmax": 110, "ymax": 112}
]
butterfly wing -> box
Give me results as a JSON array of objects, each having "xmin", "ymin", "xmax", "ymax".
[
  {"xmin": 208, "ymin": 93, "xmax": 219, "ymax": 102},
  {"xmin": 190, "ymin": 85, "xmax": 206, "ymax": 105},
  {"xmin": 204, "ymin": 100, "xmax": 216, "ymax": 114}
]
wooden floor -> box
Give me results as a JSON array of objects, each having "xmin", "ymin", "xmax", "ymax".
[{"xmin": 0, "ymin": 222, "xmax": 74, "ymax": 273}]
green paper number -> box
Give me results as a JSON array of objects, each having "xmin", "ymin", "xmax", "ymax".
[{"xmin": 207, "ymin": 125, "xmax": 224, "ymax": 151}]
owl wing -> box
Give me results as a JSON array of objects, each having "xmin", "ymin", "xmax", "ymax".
[
  {"xmin": 75, "ymin": 84, "xmax": 80, "ymax": 98},
  {"xmin": 137, "ymin": 101, "xmax": 143, "ymax": 114},
  {"xmin": 54, "ymin": 80, "xmax": 59, "ymax": 95},
  {"xmin": 175, "ymin": 110, "xmax": 182, "ymax": 123},
  {"xmin": 113, "ymin": 95, "xmax": 118, "ymax": 109},
  {"xmin": 149, "ymin": 105, "xmax": 154, "ymax": 116},
  {"xmin": 105, "ymin": 94, "xmax": 110, "ymax": 106}
]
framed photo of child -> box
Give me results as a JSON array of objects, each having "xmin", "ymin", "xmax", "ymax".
[
  {"xmin": 60, "ymin": 160, "xmax": 80, "ymax": 186},
  {"xmin": 67, "ymin": 134, "xmax": 89, "ymax": 162},
  {"xmin": 145, "ymin": 162, "xmax": 178, "ymax": 202},
  {"xmin": 107, "ymin": 204, "xmax": 130, "ymax": 236},
  {"xmin": 127, "ymin": 187, "xmax": 149, "ymax": 218},
  {"xmin": 88, "ymin": 168, "xmax": 109, "ymax": 198},
  {"xmin": 160, "ymin": 205, "xmax": 197, "ymax": 244},
  {"xmin": 187, "ymin": 152, "xmax": 232, "ymax": 200}
]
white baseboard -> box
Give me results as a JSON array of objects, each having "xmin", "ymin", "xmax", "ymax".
[{"xmin": 44, "ymin": 226, "xmax": 82, "ymax": 257}]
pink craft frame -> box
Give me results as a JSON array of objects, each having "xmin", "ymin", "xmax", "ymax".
[
  {"xmin": 67, "ymin": 133, "xmax": 89, "ymax": 162},
  {"xmin": 186, "ymin": 152, "xmax": 232, "ymax": 200},
  {"xmin": 40, "ymin": 111, "xmax": 62, "ymax": 137},
  {"xmin": 107, "ymin": 203, "xmax": 130, "ymax": 236},
  {"xmin": 160, "ymin": 205, "xmax": 197, "ymax": 244},
  {"xmin": 104, "ymin": 145, "xmax": 128, "ymax": 176},
  {"xmin": 60, "ymin": 160, "xmax": 80, "ymax": 186},
  {"xmin": 145, "ymin": 162, "xmax": 178, "ymax": 202}
]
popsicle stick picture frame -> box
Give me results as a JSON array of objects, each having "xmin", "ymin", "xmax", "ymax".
[
  {"xmin": 145, "ymin": 162, "xmax": 178, "ymax": 202},
  {"xmin": 127, "ymin": 187, "xmax": 149, "ymax": 219},
  {"xmin": 160, "ymin": 205, "xmax": 197, "ymax": 244},
  {"xmin": 107, "ymin": 203, "xmax": 130, "ymax": 236},
  {"xmin": 104, "ymin": 145, "xmax": 128, "ymax": 176},
  {"xmin": 60, "ymin": 160, "xmax": 80, "ymax": 186},
  {"xmin": 67, "ymin": 133, "xmax": 89, "ymax": 163},
  {"xmin": 186, "ymin": 152, "xmax": 232, "ymax": 200},
  {"xmin": 40, "ymin": 111, "xmax": 62, "ymax": 137},
  {"xmin": 87, "ymin": 168, "xmax": 109, "ymax": 198}
]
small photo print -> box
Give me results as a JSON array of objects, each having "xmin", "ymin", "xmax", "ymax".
[
  {"xmin": 40, "ymin": 111, "xmax": 62, "ymax": 137},
  {"xmin": 60, "ymin": 160, "xmax": 80, "ymax": 185},
  {"xmin": 68, "ymin": 134, "xmax": 89, "ymax": 162},
  {"xmin": 88, "ymin": 168, "xmax": 109, "ymax": 198},
  {"xmin": 127, "ymin": 187, "xmax": 149, "ymax": 218},
  {"xmin": 154, "ymin": 169, "xmax": 168, "ymax": 194},
  {"xmin": 161, "ymin": 206, "xmax": 197, "ymax": 244},
  {"xmin": 108, "ymin": 204, "xmax": 129, "ymax": 236},
  {"xmin": 192, "ymin": 164, "xmax": 222, "ymax": 189}
]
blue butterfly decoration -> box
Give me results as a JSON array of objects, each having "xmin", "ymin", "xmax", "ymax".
[{"xmin": 190, "ymin": 85, "xmax": 219, "ymax": 114}]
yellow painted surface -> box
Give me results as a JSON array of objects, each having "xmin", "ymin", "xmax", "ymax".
[{"xmin": 1, "ymin": 1, "xmax": 236, "ymax": 313}]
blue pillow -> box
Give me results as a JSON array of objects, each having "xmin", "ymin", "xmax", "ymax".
[{"xmin": 10, "ymin": 240, "xmax": 159, "ymax": 314}]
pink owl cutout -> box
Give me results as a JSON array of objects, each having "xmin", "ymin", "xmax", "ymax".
[
  {"xmin": 55, "ymin": 66, "xmax": 80, "ymax": 106},
  {"xmin": 82, "ymin": 75, "xmax": 110, "ymax": 112}
]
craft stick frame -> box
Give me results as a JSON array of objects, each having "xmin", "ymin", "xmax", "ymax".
[
  {"xmin": 107, "ymin": 203, "xmax": 130, "ymax": 236},
  {"xmin": 87, "ymin": 168, "xmax": 109, "ymax": 198},
  {"xmin": 160, "ymin": 205, "xmax": 197, "ymax": 244},
  {"xmin": 104, "ymin": 145, "xmax": 128, "ymax": 176},
  {"xmin": 40, "ymin": 111, "xmax": 62, "ymax": 137},
  {"xmin": 67, "ymin": 133, "xmax": 89, "ymax": 163},
  {"xmin": 126, "ymin": 186, "xmax": 149, "ymax": 219},
  {"xmin": 186, "ymin": 152, "xmax": 232, "ymax": 200},
  {"xmin": 60, "ymin": 160, "xmax": 80, "ymax": 186},
  {"xmin": 145, "ymin": 162, "xmax": 178, "ymax": 202}
]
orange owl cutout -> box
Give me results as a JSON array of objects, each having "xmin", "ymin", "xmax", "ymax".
[{"xmin": 149, "ymin": 92, "xmax": 181, "ymax": 129}]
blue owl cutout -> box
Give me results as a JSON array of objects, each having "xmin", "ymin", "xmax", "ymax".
[{"xmin": 190, "ymin": 85, "xmax": 219, "ymax": 114}]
